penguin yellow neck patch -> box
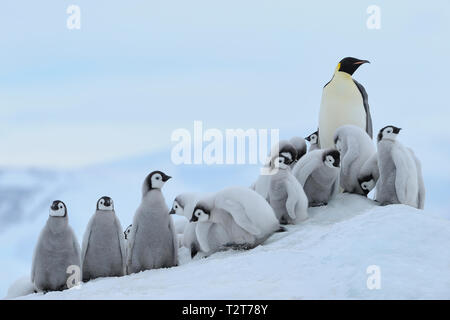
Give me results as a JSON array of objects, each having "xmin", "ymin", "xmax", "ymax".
[{"xmin": 335, "ymin": 63, "xmax": 341, "ymax": 72}]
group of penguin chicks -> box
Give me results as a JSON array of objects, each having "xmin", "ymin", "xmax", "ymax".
[{"xmin": 30, "ymin": 124, "xmax": 424, "ymax": 293}]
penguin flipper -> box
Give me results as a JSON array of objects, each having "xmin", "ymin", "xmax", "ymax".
[
  {"xmin": 168, "ymin": 216, "xmax": 179, "ymax": 266},
  {"xmin": 408, "ymin": 148, "xmax": 426, "ymax": 209},
  {"xmin": 80, "ymin": 215, "xmax": 95, "ymax": 267},
  {"xmin": 392, "ymin": 144, "xmax": 418, "ymax": 206},
  {"xmin": 285, "ymin": 174, "xmax": 308, "ymax": 221},
  {"xmin": 354, "ymin": 79, "xmax": 373, "ymax": 139},
  {"xmin": 112, "ymin": 214, "xmax": 127, "ymax": 274}
]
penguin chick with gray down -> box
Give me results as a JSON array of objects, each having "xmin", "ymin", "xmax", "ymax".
[
  {"xmin": 127, "ymin": 171, "xmax": 178, "ymax": 274},
  {"xmin": 170, "ymin": 193, "xmax": 229, "ymax": 258},
  {"xmin": 292, "ymin": 149, "xmax": 341, "ymax": 207},
  {"xmin": 305, "ymin": 131, "xmax": 320, "ymax": 152},
  {"xmin": 81, "ymin": 196, "xmax": 126, "ymax": 282},
  {"xmin": 375, "ymin": 126, "xmax": 425, "ymax": 209},
  {"xmin": 31, "ymin": 201, "xmax": 81, "ymax": 292},
  {"xmin": 289, "ymin": 136, "xmax": 307, "ymax": 167},
  {"xmin": 190, "ymin": 187, "xmax": 280, "ymax": 252},
  {"xmin": 170, "ymin": 193, "xmax": 201, "ymax": 258},
  {"xmin": 268, "ymin": 143, "xmax": 308, "ymax": 224},
  {"xmin": 333, "ymin": 125, "xmax": 376, "ymax": 195},
  {"xmin": 357, "ymin": 153, "xmax": 379, "ymax": 196},
  {"xmin": 250, "ymin": 140, "xmax": 298, "ymax": 201}
]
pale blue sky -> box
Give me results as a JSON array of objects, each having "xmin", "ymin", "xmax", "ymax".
[{"xmin": 1, "ymin": 0, "xmax": 449, "ymax": 168}]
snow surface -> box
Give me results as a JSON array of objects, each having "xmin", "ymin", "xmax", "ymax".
[{"xmin": 9, "ymin": 193, "xmax": 450, "ymax": 300}]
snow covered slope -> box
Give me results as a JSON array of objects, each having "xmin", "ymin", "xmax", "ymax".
[{"xmin": 12, "ymin": 193, "xmax": 450, "ymax": 300}]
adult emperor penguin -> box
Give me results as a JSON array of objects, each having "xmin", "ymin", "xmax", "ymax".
[
  {"xmin": 292, "ymin": 149, "xmax": 341, "ymax": 207},
  {"xmin": 268, "ymin": 144, "xmax": 308, "ymax": 224},
  {"xmin": 31, "ymin": 201, "xmax": 81, "ymax": 292},
  {"xmin": 375, "ymin": 126, "xmax": 425, "ymax": 209},
  {"xmin": 127, "ymin": 171, "xmax": 178, "ymax": 274},
  {"xmin": 190, "ymin": 187, "xmax": 280, "ymax": 252},
  {"xmin": 81, "ymin": 196, "xmax": 126, "ymax": 281},
  {"xmin": 318, "ymin": 57, "xmax": 373, "ymax": 149},
  {"xmin": 334, "ymin": 125, "xmax": 376, "ymax": 195},
  {"xmin": 305, "ymin": 130, "xmax": 320, "ymax": 152}
]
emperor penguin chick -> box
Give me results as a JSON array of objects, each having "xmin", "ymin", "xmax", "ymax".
[
  {"xmin": 127, "ymin": 171, "xmax": 178, "ymax": 274},
  {"xmin": 170, "ymin": 193, "xmax": 230, "ymax": 257},
  {"xmin": 251, "ymin": 140, "xmax": 297, "ymax": 201},
  {"xmin": 191, "ymin": 187, "xmax": 280, "ymax": 252},
  {"xmin": 81, "ymin": 196, "xmax": 126, "ymax": 281},
  {"xmin": 170, "ymin": 193, "xmax": 203, "ymax": 258},
  {"xmin": 375, "ymin": 126, "xmax": 425, "ymax": 209},
  {"xmin": 333, "ymin": 125, "xmax": 376, "ymax": 195},
  {"xmin": 305, "ymin": 131, "xmax": 320, "ymax": 152},
  {"xmin": 358, "ymin": 152, "xmax": 379, "ymax": 195},
  {"xmin": 268, "ymin": 144, "xmax": 308, "ymax": 224},
  {"xmin": 292, "ymin": 149, "xmax": 341, "ymax": 207},
  {"xmin": 31, "ymin": 201, "xmax": 81, "ymax": 292}
]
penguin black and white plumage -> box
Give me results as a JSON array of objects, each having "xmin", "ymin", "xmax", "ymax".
[
  {"xmin": 190, "ymin": 187, "xmax": 280, "ymax": 252},
  {"xmin": 127, "ymin": 171, "xmax": 178, "ymax": 274},
  {"xmin": 81, "ymin": 196, "xmax": 126, "ymax": 281},
  {"xmin": 318, "ymin": 57, "xmax": 373, "ymax": 149},
  {"xmin": 289, "ymin": 136, "xmax": 307, "ymax": 167},
  {"xmin": 305, "ymin": 131, "xmax": 320, "ymax": 152},
  {"xmin": 375, "ymin": 126, "xmax": 425, "ymax": 209},
  {"xmin": 333, "ymin": 125, "xmax": 376, "ymax": 195},
  {"xmin": 268, "ymin": 144, "xmax": 308, "ymax": 224},
  {"xmin": 31, "ymin": 201, "xmax": 81, "ymax": 292},
  {"xmin": 358, "ymin": 153, "xmax": 379, "ymax": 195},
  {"xmin": 292, "ymin": 149, "xmax": 341, "ymax": 207},
  {"xmin": 251, "ymin": 140, "xmax": 297, "ymax": 201}
]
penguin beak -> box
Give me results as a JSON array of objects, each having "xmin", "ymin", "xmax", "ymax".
[
  {"xmin": 169, "ymin": 208, "xmax": 176, "ymax": 215},
  {"xmin": 305, "ymin": 136, "xmax": 310, "ymax": 142},
  {"xmin": 104, "ymin": 198, "xmax": 111, "ymax": 207},
  {"xmin": 354, "ymin": 59, "xmax": 370, "ymax": 65},
  {"xmin": 162, "ymin": 174, "xmax": 172, "ymax": 182},
  {"xmin": 190, "ymin": 215, "xmax": 198, "ymax": 222}
]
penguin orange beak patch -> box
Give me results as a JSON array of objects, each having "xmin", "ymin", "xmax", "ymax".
[{"xmin": 354, "ymin": 60, "xmax": 370, "ymax": 65}]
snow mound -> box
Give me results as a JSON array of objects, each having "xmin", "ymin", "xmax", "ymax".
[{"xmin": 12, "ymin": 193, "xmax": 450, "ymax": 300}]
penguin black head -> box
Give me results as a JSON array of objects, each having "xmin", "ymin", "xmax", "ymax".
[
  {"xmin": 377, "ymin": 125, "xmax": 402, "ymax": 142},
  {"xmin": 124, "ymin": 224, "xmax": 132, "ymax": 240},
  {"xmin": 337, "ymin": 57, "xmax": 370, "ymax": 76},
  {"xmin": 143, "ymin": 170, "xmax": 171, "ymax": 193},
  {"xmin": 190, "ymin": 203, "xmax": 210, "ymax": 222},
  {"xmin": 358, "ymin": 175, "xmax": 375, "ymax": 196},
  {"xmin": 323, "ymin": 149, "xmax": 340, "ymax": 168},
  {"xmin": 49, "ymin": 200, "xmax": 67, "ymax": 217},
  {"xmin": 97, "ymin": 196, "xmax": 114, "ymax": 211},
  {"xmin": 170, "ymin": 197, "xmax": 184, "ymax": 215},
  {"xmin": 278, "ymin": 143, "xmax": 297, "ymax": 166},
  {"xmin": 305, "ymin": 131, "xmax": 319, "ymax": 145}
]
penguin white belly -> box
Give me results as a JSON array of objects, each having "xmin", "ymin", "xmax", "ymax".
[{"xmin": 319, "ymin": 75, "xmax": 366, "ymax": 149}]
